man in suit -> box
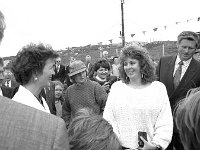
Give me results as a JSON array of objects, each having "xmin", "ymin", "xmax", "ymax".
[
  {"xmin": 40, "ymin": 81, "xmax": 56, "ymax": 115},
  {"xmin": 2, "ymin": 67, "xmax": 19, "ymax": 88},
  {"xmin": 0, "ymin": 58, "xmax": 17, "ymax": 98},
  {"xmin": 156, "ymin": 31, "xmax": 200, "ymax": 150},
  {"xmin": 0, "ymin": 10, "xmax": 70, "ymax": 150},
  {"xmin": 52, "ymin": 56, "xmax": 66, "ymax": 84}
]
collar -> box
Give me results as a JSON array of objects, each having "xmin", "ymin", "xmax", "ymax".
[
  {"xmin": 176, "ymin": 55, "xmax": 192, "ymax": 66},
  {"xmin": 96, "ymin": 75, "xmax": 106, "ymax": 82}
]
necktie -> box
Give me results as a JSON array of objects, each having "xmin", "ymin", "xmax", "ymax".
[{"xmin": 173, "ymin": 61, "xmax": 183, "ymax": 89}]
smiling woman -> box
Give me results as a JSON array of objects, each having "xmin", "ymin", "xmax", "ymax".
[
  {"xmin": 103, "ymin": 45, "xmax": 173, "ymax": 149},
  {"xmin": 11, "ymin": 43, "xmax": 59, "ymax": 113}
]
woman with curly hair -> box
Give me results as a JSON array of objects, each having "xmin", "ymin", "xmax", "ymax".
[
  {"xmin": 103, "ymin": 45, "xmax": 173, "ymax": 150},
  {"xmin": 12, "ymin": 43, "xmax": 58, "ymax": 113}
]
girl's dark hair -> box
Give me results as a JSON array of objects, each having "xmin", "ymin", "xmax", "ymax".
[{"xmin": 93, "ymin": 59, "xmax": 110, "ymax": 72}]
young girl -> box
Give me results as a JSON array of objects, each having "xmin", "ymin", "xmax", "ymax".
[{"xmin": 53, "ymin": 80, "xmax": 64, "ymax": 117}]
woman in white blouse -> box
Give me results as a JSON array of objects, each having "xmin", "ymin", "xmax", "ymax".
[
  {"xmin": 12, "ymin": 43, "xmax": 59, "ymax": 113},
  {"xmin": 103, "ymin": 45, "xmax": 173, "ymax": 150}
]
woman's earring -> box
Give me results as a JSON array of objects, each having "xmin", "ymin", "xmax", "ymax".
[
  {"xmin": 141, "ymin": 74, "xmax": 144, "ymax": 79},
  {"xmin": 34, "ymin": 77, "xmax": 38, "ymax": 81}
]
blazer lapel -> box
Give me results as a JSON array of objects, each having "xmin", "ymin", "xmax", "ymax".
[
  {"xmin": 166, "ymin": 56, "xmax": 176, "ymax": 87},
  {"xmin": 178, "ymin": 58, "xmax": 197, "ymax": 88}
]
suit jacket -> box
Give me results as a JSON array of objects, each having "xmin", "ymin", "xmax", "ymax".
[
  {"xmin": 2, "ymin": 79, "xmax": 19, "ymax": 88},
  {"xmin": 156, "ymin": 55, "xmax": 200, "ymax": 110},
  {"xmin": 0, "ymin": 96, "xmax": 70, "ymax": 150},
  {"xmin": 1, "ymin": 86, "xmax": 17, "ymax": 99},
  {"xmin": 64, "ymin": 65, "xmax": 73, "ymax": 87},
  {"xmin": 40, "ymin": 82, "xmax": 56, "ymax": 115},
  {"xmin": 52, "ymin": 65, "xmax": 66, "ymax": 83}
]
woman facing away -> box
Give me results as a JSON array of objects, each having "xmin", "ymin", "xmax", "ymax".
[
  {"xmin": 175, "ymin": 87, "xmax": 200, "ymax": 150},
  {"xmin": 12, "ymin": 43, "xmax": 58, "ymax": 113},
  {"xmin": 103, "ymin": 45, "xmax": 173, "ymax": 150}
]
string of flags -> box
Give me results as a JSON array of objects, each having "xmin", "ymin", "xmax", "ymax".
[
  {"xmin": 131, "ymin": 17, "xmax": 200, "ymax": 36},
  {"xmin": 97, "ymin": 16, "xmax": 200, "ymax": 45}
]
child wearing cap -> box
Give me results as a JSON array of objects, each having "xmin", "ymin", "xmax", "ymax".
[{"xmin": 61, "ymin": 60, "xmax": 108, "ymax": 128}]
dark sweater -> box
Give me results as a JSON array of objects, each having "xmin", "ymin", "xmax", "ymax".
[{"xmin": 62, "ymin": 79, "xmax": 108, "ymax": 127}]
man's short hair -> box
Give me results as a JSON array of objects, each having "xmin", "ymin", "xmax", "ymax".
[{"xmin": 177, "ymin": 31, "xmax": 199, "ymax": 48}]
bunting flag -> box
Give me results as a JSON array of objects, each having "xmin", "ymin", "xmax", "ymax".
[
  {"xmin": 142, "ymin": 31, "xmax": 146, "ymax": 35},
  {"xmin": 98, "ymin": 42, "xmax": 102, "ymax": 45},
  {"xmin": 131, "ymin": 34, "xmax": 135, "ymax": 37},
  {"xmin": 105, "ymin": 17, "xmax": 200, "ymax": 43},
  {"xmin": 109, "ymin": 39, "xmax": 113, "ymax": 44},
  {"xmin": 153, "ymin": 28, "xmax": 158, "ymax": 32}
]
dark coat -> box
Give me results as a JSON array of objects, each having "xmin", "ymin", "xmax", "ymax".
[
  {"xmin": 156, "ymin": 55, "xmax": 200, "ymax": 111},
  {"xmin": 40, "ymin": 83, "xmax": 56, "ymax": 115},
  {"xmin": 52, "ymin": 65, "xmax": 66, "ymax": 84},
  {"xmin": 1, "ymin": 86, "xmax": 18, "ymax": 99}
]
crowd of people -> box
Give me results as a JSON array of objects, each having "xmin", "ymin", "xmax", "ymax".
[{"xmin": 1, "ymin": 9, "xmax": 200, "ymax": 150}]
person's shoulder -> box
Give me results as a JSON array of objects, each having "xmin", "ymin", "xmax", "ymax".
[
  {"xmin": 151, "ymin": 81, "xmax": 167, "ymax": 90},
  {"xmin": 87, "ymin": 79, "xmax": 101, "ymax": 87},
  {"xmin": 111, "ymin": 80, "xmax": 124, "ymax": 88},
  {"xmin": 0, "ymin": 96, "xmax": 63, "ymax": 121},
  {"xmin": 159, "ymin": 55, "xmax": 174, "ymax": 61},
  {"xmin": 192, "ymin": 58, "xmax": 200, "ymax": 66},
  {"xmin": 66, "ymin": 83, "xmax": 75, "ymax": 91}
]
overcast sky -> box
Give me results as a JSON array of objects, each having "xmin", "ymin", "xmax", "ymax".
[{"xmin": 0, "ymin": 0, "xmax": 199, "ymax": 57}]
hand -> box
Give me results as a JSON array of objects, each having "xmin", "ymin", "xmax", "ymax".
[
  {"xmin": 102, "ymin": 82, "xmax": 110, "ymax": 91},
  {"xmin": 137, "ymin": 136, "xmax": 157, "ymax": 150}
]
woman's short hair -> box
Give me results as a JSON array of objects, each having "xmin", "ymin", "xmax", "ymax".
[
  {"xmin": 175, "ymin": 88, "xmax": 200, "ymax": 150},
  {"xmin": 93, "ymin": 59, "xmax": 111, "ymax": 72},
  {"xmin": 118, "ymin": 45, "xmax": 156, "ymax": 84},
  {"xmin": 12, "ymin": 43, "xmax": 58, "ymax": 85},
  {"xmin": 68, "ymin": 109, "xmax": 122, "ymax": 150}
]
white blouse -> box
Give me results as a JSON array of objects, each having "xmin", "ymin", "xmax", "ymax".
[{"xmin": 12, "ymin": 85, "xmax": 50, "ymax": 113}]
